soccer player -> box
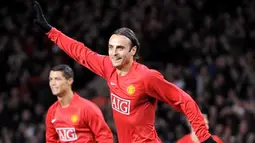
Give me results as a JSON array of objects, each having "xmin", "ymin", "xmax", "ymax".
[
  {"xmin": 177, "ymin": 113, "xmax": 224, "ymax": 143},
  {"xmin": 46, "ymin": 64, "xmax": 113, "ymax": 142},
  {"xmin": 33, "ymin": 1, "xmax": 216, "ymax": 142}
]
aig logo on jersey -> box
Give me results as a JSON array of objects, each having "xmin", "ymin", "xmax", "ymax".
[
  {"xmin": 56, "ymin": 128, "xmax": 78, "ymax": 141},
  {"xmin": 111, "ymin": 93, "xmax": 131, "ymax": 115},
  {"xmin": 127, "ymin": 85, "xmax": 135, "ymax": 95}
]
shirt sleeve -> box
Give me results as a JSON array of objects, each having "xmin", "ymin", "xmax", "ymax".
[
  {"xmin": 45, "ymin": 108, "xmax": 59, "ymax": 143},
  {"xmin": 144, "ymin": 70, "xmax": 211, "ymax": 142},
  {"xmin": 46, "ymin": 27, "xmax": 111, "ymax": 79},
  {"xmin": 83, "ymin": 106, "xmax": 113, "ymax": 143},
  {"xmin": 212, "ymin": 135, "xmax": 224, "ymax": 143}
]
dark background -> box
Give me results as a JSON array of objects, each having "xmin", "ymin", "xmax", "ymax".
[{"xmin": 0, "ymin": 0, "xmax": 254, "ymax": 142}]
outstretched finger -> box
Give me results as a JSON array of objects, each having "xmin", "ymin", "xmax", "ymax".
[{"xmin": 33, "ymin": 1, "xmax": 44, "ymax": 16}]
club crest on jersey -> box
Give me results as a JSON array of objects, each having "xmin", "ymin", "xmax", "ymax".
[
  {"xmin": 127, "ymin": 85, "xmax": 135, "ymax": 95},
  {"xmin": 56, "ymin": 127, "xmax": 78, "ymax": 141},
  {"xmin": 71, "ymin": 115, "xmax": 78, "ymax": 123}
]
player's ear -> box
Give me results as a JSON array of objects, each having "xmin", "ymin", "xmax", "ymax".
[
  {"xmin": 67, "ymin": 78, "xmax": 74, "ymax": 86},
  {"xmin": 130, "ymin": 46, "xmax": 137, "ymax": 56}
]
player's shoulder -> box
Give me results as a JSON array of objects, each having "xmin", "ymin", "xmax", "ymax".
[
  {"xmin": 47, "ymin": 101, "xmax": 59, "ymax": 112},
  {"xmin": 75, "ymin": 94, "xmax": 90, "ymax": 104},
  {"xmin": 98, "ymin": 55, "xmax": 113, "ymax": 69},
  {"xmin": 79, "ymin": 97, "xmax": 104, "ymax": 116},
  {"xmin": 46, "ymin": 101, "xmax": 59, "ymax": 118},
  {"xmin": 76, "ymin": 95, "xmax": 95, "ymax": 106},
  {"xmin": 136, "ymin": 63, "xmax": 163, "ymax": 79},
  {"xmin": 101, "ymin": 55, "xmax": 111, "ymax": 64},
  {"xmin": 76, "ymin": 95, "xmax": 102, "ymax": 113}
]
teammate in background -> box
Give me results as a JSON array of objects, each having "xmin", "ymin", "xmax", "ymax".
[
  {"xmin": 46, "ymin": 64, "xmax": 113, "ymax": 142},
  {"xmin": 177, "ymin": 113, "xmax": 224, "ymax": 143},
  {"xmin": 33, "ymin": 1, "xmax": 216, "ymax": 143}
]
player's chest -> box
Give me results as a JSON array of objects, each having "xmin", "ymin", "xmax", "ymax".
[
  {"xmin": 108, "ymin": 75, "xmax": 147, "ymax": 115},
  {"xmin": 108, "ymin": 75, "xmax": 145, "ymax": 99},
  {"xmin": 52, "ymin": 107, "xmax": 82, "ymax": 142},
  {"xmin": 52, "ymin": 107, "xmax": 82, "ymax": 128}
]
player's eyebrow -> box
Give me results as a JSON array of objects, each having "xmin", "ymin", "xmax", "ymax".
[
  {"xmin": 49, "ymin": 77, "xmax": 62, "ymax": 80},
  {"xmin": 108, "ymin": 44, "xmax": 125, "ymax": 48}
]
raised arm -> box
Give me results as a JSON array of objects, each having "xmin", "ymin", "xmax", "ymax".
[
  {"xmin": 144, "ymin": 70, "xmax": 216, "ymax": 143},
  {"xmin": 33, "ymin": 1, "xmax": 111, "ymax": 79},
  {"xmin": 47, "ymin": 28, "xmax": 111, "ymax": 78}
]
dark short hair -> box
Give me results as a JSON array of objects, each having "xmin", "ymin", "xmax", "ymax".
[
  {"xmin": 113, "ymin": 27, "xmax": 140, "ymax": 59},
  {"xmin": 51, "ymin": 64, "xmax": 74, "ymax": 79}
]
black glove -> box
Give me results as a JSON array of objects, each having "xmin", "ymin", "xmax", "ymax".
[
  {"xmin": 202, "ymin": 137, "xmax": 216, "ymax": 143},
  {"xmin": 33, "ymin": 1, "xmax": 52, "ymax": 33}
]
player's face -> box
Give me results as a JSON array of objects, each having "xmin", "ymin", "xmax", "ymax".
[
  {"xmin": 108, "ymin": 34, "xmax": 137, "ymax": 69},
  {"xmin": 49, "ymin": 71, "xmax": 72, "ymax": 96}
]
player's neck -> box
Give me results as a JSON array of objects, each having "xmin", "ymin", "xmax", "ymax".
[
  {"xmin": 116, "ymin": 59, "xmax": 133, "ymax": 76},
  {"xmin": 191, "ymin": 131, "xmax": 199, "ymax": 143},
  {"xmin": 57, "ymin": 90, "xmax": 74, "ymax": 108}
]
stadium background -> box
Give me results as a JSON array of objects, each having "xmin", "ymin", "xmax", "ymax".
[{"xmin": 0, "ymin": 0, "xmax": 255, "ymax": 142}]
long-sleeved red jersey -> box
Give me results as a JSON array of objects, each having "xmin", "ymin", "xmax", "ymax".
[
  {"xmin": 45, "ymin": 93, "xmax": 113, "ymax": 143},
  {"xmin": 47, "ymin": 28, "xmax": 211, "ymax": 143},
  {"xmin": 177, "ymin": 134, "xmax": 224, "ymax": 143}
]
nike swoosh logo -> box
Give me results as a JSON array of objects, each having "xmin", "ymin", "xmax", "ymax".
[
  {"xmin": 110, "ymin": 82, "xmax": 116, "ymax": 85},
  {"xmin": 51, "ymin": 119, "xmax": 56, "ymax": 123}
]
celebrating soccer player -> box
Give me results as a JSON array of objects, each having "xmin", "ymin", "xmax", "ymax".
[
  {"xmin": 46, "ymin": 64, "xmax": 113, "ymax": 142},
  {"xmin": 33, "ymin": 1, "xmax": 216, "ymax": 143}
]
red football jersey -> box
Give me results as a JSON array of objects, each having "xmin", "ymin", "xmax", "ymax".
[
  {"xmin": 47, "ymin": 28, "xmax": 211, "ymax": 143},
  {"xmin": 177, "ymin": 134, "xmax": 224, "ymax": 143},
  {"xmin": 45, "ymin": 93, "xmax": 113, "ymax": 143}
]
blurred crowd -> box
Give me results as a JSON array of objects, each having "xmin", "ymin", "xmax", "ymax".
[{"xmin": 0, "ymin": 0, "xmax": 255, "ymax": 142}]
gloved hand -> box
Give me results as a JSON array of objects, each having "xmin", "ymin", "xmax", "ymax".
[
  {"xmin": 33, "ymin": 1, "xmax": 52, "ymax": 33},
  {"xmin": 202, "ymin": 136, "xmax": 217, "ymax": 143}
]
